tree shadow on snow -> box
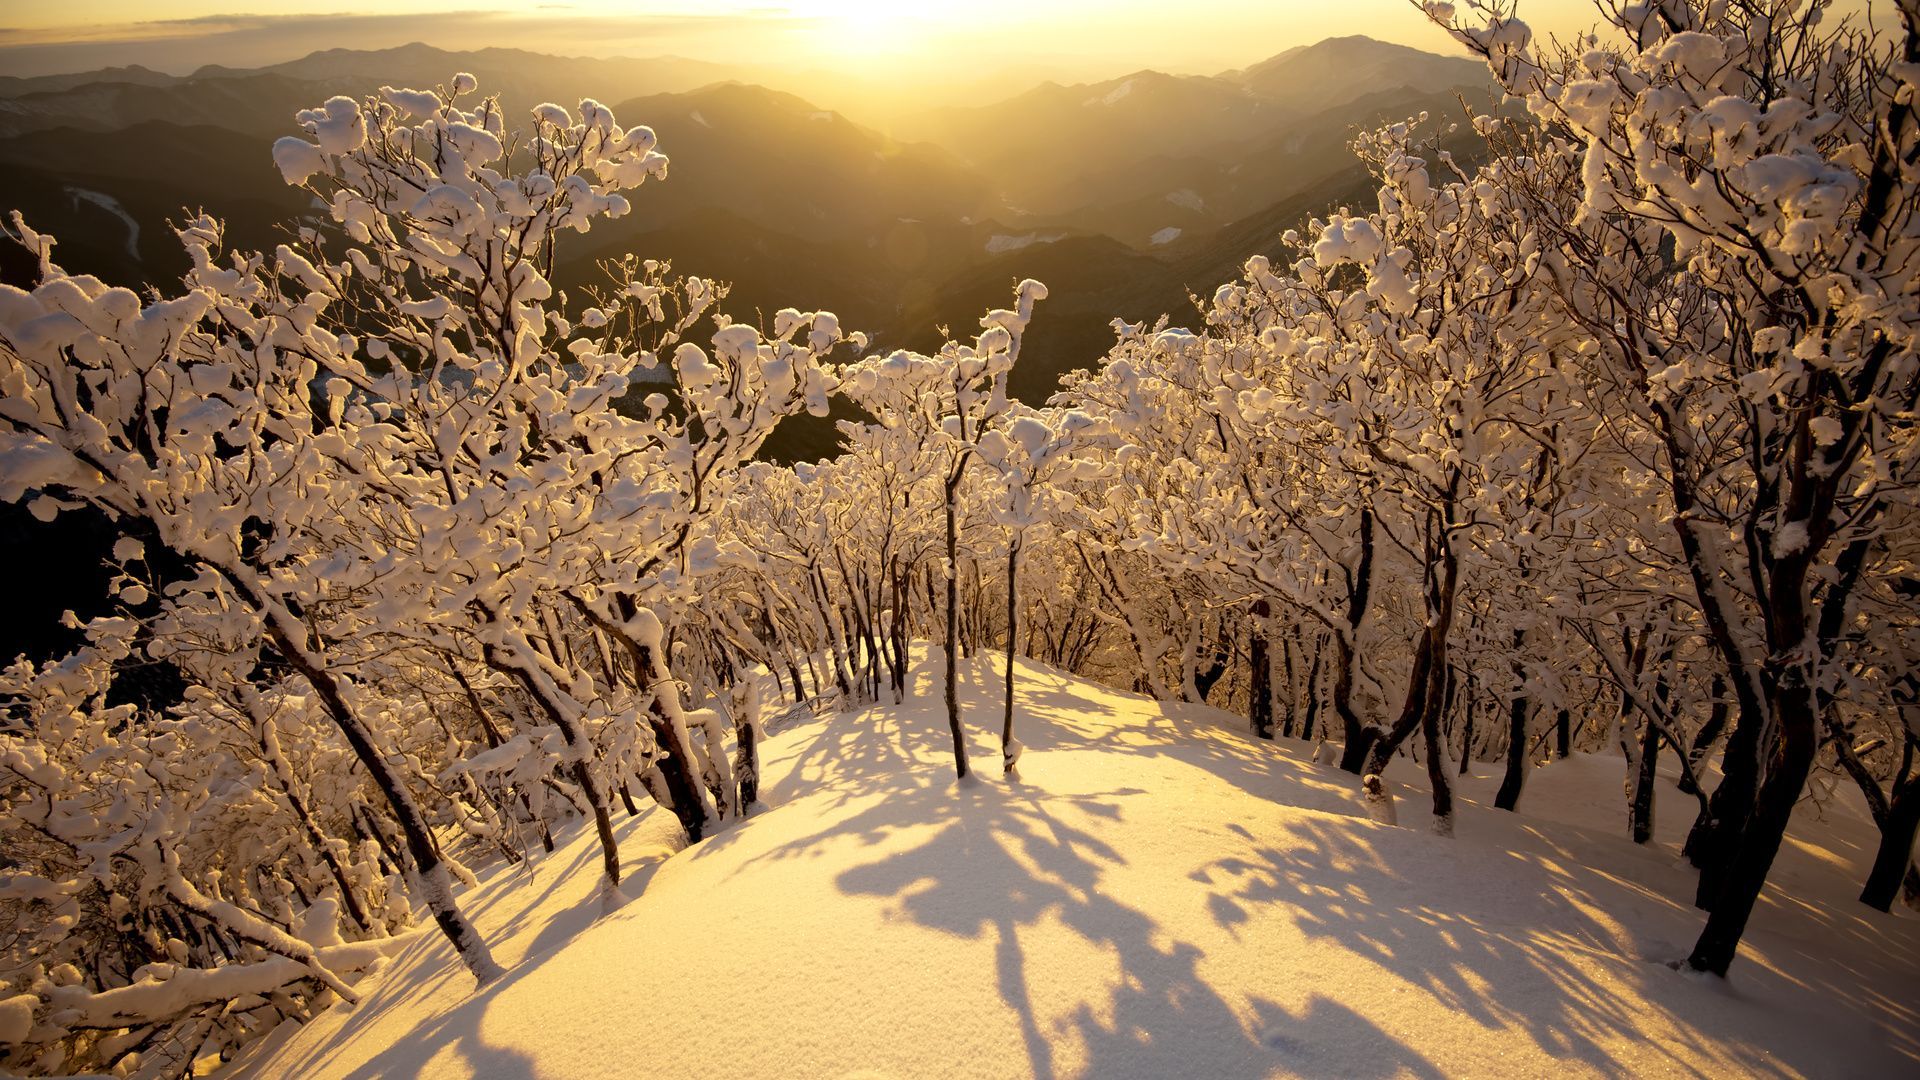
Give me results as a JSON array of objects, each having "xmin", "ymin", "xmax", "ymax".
[
  {"xmin": 1191, "ymin": 815, "xmax": 1841, "ymax": 1077},
  {"xmin": 257, "ymin": 811, "xmax": 675, "ymax": 1080},
  {"xmin": 827, "ymin": 778, "xmax": 1277, "ymax": 1079}
]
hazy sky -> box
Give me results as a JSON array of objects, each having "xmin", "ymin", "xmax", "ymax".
[{"xmin": 1, "ymin": 1, "xmax": 1621, "ymax": 81}]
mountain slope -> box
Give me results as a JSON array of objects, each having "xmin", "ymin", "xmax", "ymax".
[
  {"xmin": 604, "ymin": 82, "xmax": 997, "ymax": 246},
  {"xmin": 1222, "ymin": 35, "xmax": 1488, "ymax": 112},
  {"xmin": 913, "ymin": 36, "xmax": 1491, "ymax": 246},
  {"xmin": 0, "ymin": 65, "xmax": 178, "ymax": 96},
  {"xmin": 0, "ymin": 43, "xmax": 743, "ymax": 139},
  {"xmin": 233, "ymin": 651, "xmax": 1920, "ymax": 1079},
  {"xmin": 0, "ymin": 122, "xmax": 307, "ymax": 289},
  {"xmin": 0, "ymin": 36, "xmax": 1501, "ymax": 429}
]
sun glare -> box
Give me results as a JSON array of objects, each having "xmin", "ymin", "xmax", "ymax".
[{"xmin": 785, "ymin": 0, "xmax": 935, "ymax": 63}]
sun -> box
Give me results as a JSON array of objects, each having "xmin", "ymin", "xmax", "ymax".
[{"xmin": 778, "ymin": 0, "xmax": 939, "ymax": 61}]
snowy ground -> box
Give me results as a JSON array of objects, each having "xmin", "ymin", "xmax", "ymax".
[{"xmin": 233, "ymin": 652, "xmax": 1920, "ymax": 1079}]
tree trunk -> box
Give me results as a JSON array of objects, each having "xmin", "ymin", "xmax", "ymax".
[
  {"xmin": 1335, "ymin": 507, "xmax": 1377, "ymax": 774},
  {"xmin": 1300, "ymin": 640, "xmax": 1324, "ymax": 744},
  {"xmin": 732, "ymin": 671, "xmax": 762, "ymax": 811},
  {"xmin": 1278, "ymin": 630, "xmax": 1296, "ymax": 739},
  {"xmin": 483, "ymin": 643, "xmax": 625, "ymax": 889},
  {"xmin": 1362, "ymin": 630, "xmax": 1436, "ymax": 825},
  {"xmin": 1003, "ymin": 538, "xmax": 1020, "ymax": 774},
  {"xmin": 1422, "ymin": 659, "xmax": 1455, "ymax": 837},
  {"xmin": 1249, "ymin": 599, "xmax": 1274, "ymax": 740},
  {"xmin": 1494, "ymin": 633, "xmax": 1531, "ymax": 812},
  {"xmin": 1686, "ymin": 700, "xmax": 1766, "ymax": 906},
  {"xmin": 1862, "ymin": 771, "xmax": 1920, "ymax": 911},
  {"xmin": 1626, "ymin": 638, "xmax": 1667, "ymax": 846},
  {"xmin": 1335, "ymin": 634, "xmax": 1377, "ymax": 773},
  {"xmin": 1687, "ymin": 688, "xmax": 1817, "ymax": 974},
  {"xmin": 1678, "ymin": 674, "xmax": 1729, "ymax": 796},
  {"xmin": 1630, "ymin": 706, "xmax": 1661, "ymax": 845},
  {"xmin": 245, "ymin": 685, "xmax": 375, "ymax": 935},
  {"xmin": 263, "ymin": 618, "xmax": 502, "ymax": 986},
  {"xmin": 944, "ymin": 473, "xmax": 971, "ymax": 780},
  {"xmin": 1835, "ymin": 724, "xmax": 1920, "ymax": 910},
  {"xmin": 577, "ymin": 598, "xmax": 712, "ymax": 845},
  {"xmin": 1457, "ymin": 668, "xmax": 1477, "ymax": 777}
]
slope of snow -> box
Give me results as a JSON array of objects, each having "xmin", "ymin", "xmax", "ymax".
[
  {"xmin": 1149, "ymin": 226, "xmax": 1183, "ymax": 245},
  {"xmin": 1165, "ymin": 188, "xmax": 1206, "ymax": 211},
  {"xmin": 233, "ymin": 652, "xmax": 1920, "ymax": 1080},
  {"xmin": 66, "ymin": 187, "xmax": 140, "ymax": 259},
  {"xmin": 1085, "ymin": 79, "xmax": 1136, "ymax": 107},
  {"xmin": 985, "ymin": 232, "xmax": 1062, "ymax": 254}
]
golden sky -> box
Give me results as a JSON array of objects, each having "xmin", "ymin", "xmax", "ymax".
[
  {"xmin": 0, "ymin": 0, "xmax": 1889, "ymax": 111},
  {"xmin": 0, "ymin": 1, "xmax": 1614, "ymax": 75}
]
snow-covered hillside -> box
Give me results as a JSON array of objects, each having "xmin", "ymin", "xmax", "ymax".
[{"xmin": 233, "ymin": 653, "xmax": 1920, "ymax": 1079}]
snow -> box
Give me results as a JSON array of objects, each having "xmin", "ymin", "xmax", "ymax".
[
  {"xmin": 690, "ymin": 109, "xmax": 711, "ymax": 129},
  {"xmin": 1165, "ymin": 189, "xmax": 1206, "ymax": 212},
  {"xmin": 64, "ymin": 188, "xmax": 139, "ymax": 259},
  {"xmin": 0, "ymin": 996, "xmax": 32, "ymax": 1045},
  {"xmin": 1085, "ymin": 79, "xmax": 1136, "ymax": 107},
  {"xmin": 235, "ymin": 649, "xmax": 1920, "ymax": 1080},
  {"xmin": 1149, "ymin": 226, "xmax": 1183, "ymax": 246},
  {"xmin": 271, "ymin": 137, "xmax": 325, "ymax": 185},
  {"xmin": 984, "ymin": 232, "xmax": 1062, "ymax": 254}
]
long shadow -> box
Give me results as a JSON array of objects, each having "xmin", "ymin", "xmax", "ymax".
[
  {"xmin": 258, "ymin": 820, "xmax": 675, "ymax": 1080},
  {"xmin": 1191, "ymin": 812, "xmax": 1874, "ymax": 1077},
  {"xmin": 666, "ymin": 652, "xmax": 1462, "ymax": 1076},
  {"xmin": 1244, "ymin": 994, "xmax": 1447, "ymax": 1079},
  {"xmin": 827, "ymin": 777, "xmax": 1285, "ymax": 1079},
  {"xmin": 734, "ymin": 650, "xmax": 1900, "ymax": 1077}
]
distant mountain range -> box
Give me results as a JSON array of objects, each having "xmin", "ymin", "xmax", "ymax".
[{"xmin": 0, "ymin": 36, "xmax": 1495, "ymax": 459}]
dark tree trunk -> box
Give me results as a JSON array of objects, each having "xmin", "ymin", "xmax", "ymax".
[
  {"xmin": 1249, "ymin": 599, "xmax": 1274, "ymax": 740},
  {"xmin": 1836, "ymin": 725, "xmax": 1920, "ymax": 910},
  {"xmin": 1422, "ymin": 658, "xmax": 1455, "ymax": 835},
  {"xmin": 1494, "ymin": 632, "xmax": 1531, "ymax": 811},
  {"xmin": 1003, "ymin": 538, "xmax": 1020, "ymax": 774},
  {"xmin": 1194, "ymin": 624, "xmax": 1231, "ymax": 703},
  {"xmin": 576, "ymin": 596, "xmax": 711, "ymax": 846},
  {"xmin": 1627, "ymin": 639, "xmax": 1668, "ymax": 846},
  {"xmin": 1457, "ymin": 668, "xmax": 1478, "ymax": 777},
  {"xmin": 1555, "ymin": 707, "xmax": 1571, "ymax": 759},
  {"xmin": 1686, "ymin": 700, "xmax": 1766, "ymax": 905},
  {"xmin": 1336, "ymin": 506, "xmax": 1377, "ymax": 774},
  {"xmin": 1679, "ymin": 674, "xmax": 1729, "ymax": 796},
  {"xmin": 1335, "ymin": 633, "xmax": 1378, "ymax": 773},
  {"xmin": 1862, "ymin": 771, "xmax": 1920, "ymax": 912},
  {"xmin": 734, "ymin": 691, "xmax": 760, "ymax": 811},
  {"xmin": 1687, "ymin": 687, "xmax": 1817, "ymax": 974},
  {"xmin": 1630, "ymin": 708, "xmax": 1661, "ymax": 844},
  {"xmin": 1362, "ymin": 625, "xmax": 1439, "ymax": 815},
  {"xmin": 944, "ymin": 472, "xmax": 971, "ymax": 780},
  {"xmin": 282, "ymin": 782, "xmax": 372, "ymax": 934},
  {"xmin": 1300, "ymin": 640, "xmax": 1324, "ymax": 744},
  {"xmin": 1278, "ymin": 630, "xmax": 1296, "ymax": 739}
]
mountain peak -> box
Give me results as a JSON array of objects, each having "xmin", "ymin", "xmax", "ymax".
[{"xmin": 1224, "ymin": 34, "xmax": 1486, "ymax": 111}]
